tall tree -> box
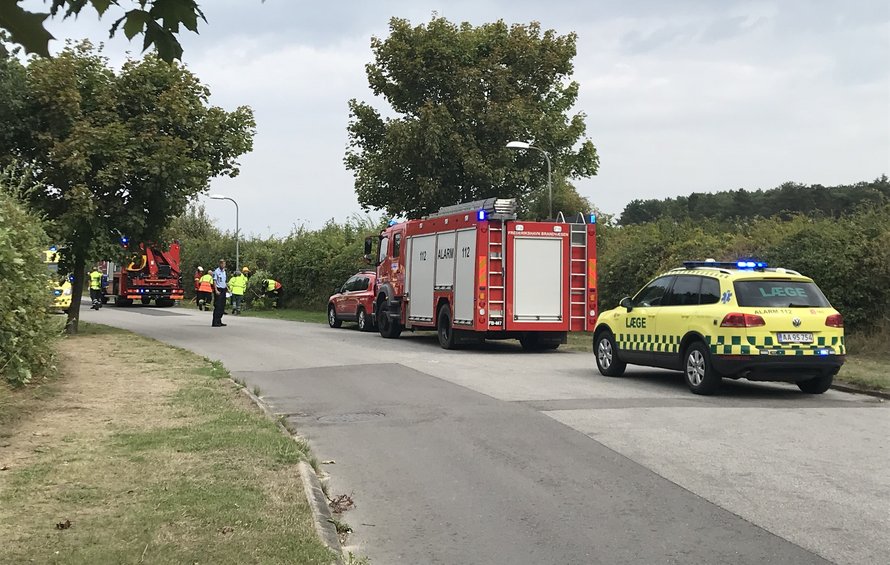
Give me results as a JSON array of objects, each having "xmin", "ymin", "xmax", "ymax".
[
  {"xmin": 0, "ymin": 41, "xmax": 255, "ymax": 332},
  {"xmin": 0, "ymin": 0, "xmax": 206, "ymax": 62},
  {"xmin": 345, "ymin": 17, "xmax": 599, "ymax": 219}
]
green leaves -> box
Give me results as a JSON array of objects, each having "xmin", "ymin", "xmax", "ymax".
[
  {"xmin": 346, "ymin": 16, "xmax": 599, "ymax": 219},
  {"xmin": 1, "ymin": 0, "xmax": 207, "ymax": 62},
  {"xmin": 0, "ymin": 167, "xmax": 58, "ymax": 386},
  {"xmin": 2, "ymin": 41, "xmax": 254, "ymax": 332},
  {"xmin": 0, "ymin": 0, "xmax": 55, "ymax": 59}
]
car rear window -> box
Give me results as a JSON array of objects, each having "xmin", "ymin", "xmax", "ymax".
[{"xmin": 733, "ymin": 280, "xmax": 831, "ymax": 308}]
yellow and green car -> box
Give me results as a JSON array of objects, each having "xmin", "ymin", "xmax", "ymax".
[
  {"xmin": 45, "ymin": 248, "xmax": 72, "ymax": 313},
  {"xmin": 593, "ymin": 260, "xmax": 844, "ymax": 395}
]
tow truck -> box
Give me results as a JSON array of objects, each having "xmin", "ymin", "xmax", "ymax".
[
  {"xmin": 105, "ymin": 240, "xmax": 184, "ymax": 306},
  {"xmin": 365, "ymin": 198, "xmax": 598, "ymax": 350}
]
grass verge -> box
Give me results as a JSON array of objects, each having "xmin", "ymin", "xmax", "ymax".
[
  {"xmin": 0, "ymin": 323, "xmax": 334, "ymax": 564},
  {"xmin": 240, "ymin": 308, "xmax": 329, "ymax": 324}
]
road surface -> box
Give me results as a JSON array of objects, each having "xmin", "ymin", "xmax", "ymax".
[{"xmin": 80, "ymin": 302, "xmax": 889, "ymax": 564}]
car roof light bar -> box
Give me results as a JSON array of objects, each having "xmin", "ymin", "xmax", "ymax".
[{"xmin": 683, "ymin": 260, "xmax": 768, "ymax": 270}]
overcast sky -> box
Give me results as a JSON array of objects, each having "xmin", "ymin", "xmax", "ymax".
[{"xmin": 31, "ymin": 0, "xmax": 890, "ymax": 235}]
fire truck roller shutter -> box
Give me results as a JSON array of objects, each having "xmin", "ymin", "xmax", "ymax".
[
  {"xmin": 408, "ymin": 233, "xmax": 436, "ymax": 321},
  {"xmin": 435, "ymin": 231, "xmax": 456, "ymax": 289},
  {"xmin": 453, "ymin": 229, "xmax": 477, "ymax": 325},
  {"xmin": 513, "ymin": 237, "xmax": 563, "ymax": 321}
]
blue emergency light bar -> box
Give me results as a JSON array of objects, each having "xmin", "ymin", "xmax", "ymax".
[
  {"xmin": 477, "ymin": 209, "xmax": 487, "ymax": 221},
  {"xmin": 683, "ymin": 260, "xmax": 768, "ymax": 270},
  {"xmin": 120, "ymin": 236, "xmax": 129, "ymax": 244},
  {"xmin": 589, "ymin": 214, "xmax": 597, "ymax": 224}
]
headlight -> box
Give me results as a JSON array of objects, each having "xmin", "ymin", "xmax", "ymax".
[{"xmin": 63, "ymin": 289, "xmax": 72, "ymax": 295}]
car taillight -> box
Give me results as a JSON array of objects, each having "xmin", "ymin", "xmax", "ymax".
[
  {"xmin": 825, "ymin": 313, "xmax": 844, "ymax": 328},
  {"xmin": 720, "ymin": 313, "xmax": 766, "ymax": 327}
]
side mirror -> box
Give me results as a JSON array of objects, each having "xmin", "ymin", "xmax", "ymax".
[
  {"xmin": 363, "ymin": 237, "xmax": 373, "ymax": 256},
  {"xmin": 619, "ymin": 297, "xmax": 633, "ymax": 311}
]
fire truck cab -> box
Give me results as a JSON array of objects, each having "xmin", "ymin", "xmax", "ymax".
[{"xmin": 367, "ymin": 198, "xmax": 598, "ymax": 350}]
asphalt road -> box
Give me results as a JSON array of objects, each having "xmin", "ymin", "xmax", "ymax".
[{"xmin": 79, "ymin": 301, "xmax": 889, "ymax": 564}]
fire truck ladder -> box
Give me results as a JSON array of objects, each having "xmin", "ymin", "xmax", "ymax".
[
  {"xmin": 487, "ymin": 223, "xmax": 505, "ymax": 327},
  {"xmin": 569, "ymin": 220, "xmax": 589, "ymax": 332}
]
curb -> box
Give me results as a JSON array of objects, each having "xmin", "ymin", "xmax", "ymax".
[
  {"xmin": 831, "ymin": 382, "xmax": 890, "ymax": 400},
  {"xmin": 238, "ymin": 386, "xmax": 344, "ymax": 563}
]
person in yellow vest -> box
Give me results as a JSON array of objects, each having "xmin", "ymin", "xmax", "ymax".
[
  {"xmin": 262, "ymin": 278, "xmax": 282, "ymax": 309},
  {"xmin": 88, "ymin": 265, "xmax": 103, "ymax": 310},
  {"xmin": 229, "ymin": 267, "xmax": 249, "ymax": 315},
  {"xmin": 197, "ymin": 270, "xmax": 214, "ymax": 311}
]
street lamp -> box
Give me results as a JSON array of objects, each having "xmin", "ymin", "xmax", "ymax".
[
  {"xmin": 209, "ymin": 194, "xmax": 239, "ymax": 272},
  {"xmin": 506, "ymin": 140, "xmax": 552, "ymax": 219}
]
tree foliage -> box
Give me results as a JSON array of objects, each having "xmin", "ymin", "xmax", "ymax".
[
  {"xmin": 0, "ymin": 167, "xmax": 58, "ymax": 386},
  {"xmin": 346, "ymin": 17, "xmax": 599, "ymax": 219},
  {"xmin": 0, "ymin": 0, "xmax": 206, "ymax": 62},
  {"xmin": 0, "ymin": 41, "xmax": 255, "ymax": 332},
  {"xmin": 619, "ymin": 177, "xmax": 890, "ymax": 225}
]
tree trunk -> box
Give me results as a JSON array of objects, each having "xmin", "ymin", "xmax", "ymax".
[{"xmin": 65, "ymin": 254, "xmax": 86, "ymax": 334}]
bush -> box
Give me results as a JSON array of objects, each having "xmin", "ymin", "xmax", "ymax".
[
  {"xmin": 0, "ymin": 171, "xmax": 59, "ymax": 386},
  {"xmin": 596, "ymin": 204, "xmax": 890, "ymax": 333}
]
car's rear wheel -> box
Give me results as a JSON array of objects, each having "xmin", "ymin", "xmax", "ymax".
[
  {"xmin": 684, "ymin": 342, "xmax": 721, "ymax": 395},
  {"xmin": 328, "ymin": 305, "xmax": 342, "ymax": 328},
  {"xmin": 594, "ymin": 331, "xmax": 626, "ymax": 377},
  {"xmin": 357, "ymin": 307, "xmax": 372, "ymax": 332},
  {"xmin": 797, "ymin": 374, "xmax": 833, "ymax": 394}
]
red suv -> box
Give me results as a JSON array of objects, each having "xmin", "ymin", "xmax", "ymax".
[{"xmin": 328, "ymin": 271, "xmax": 377, "ymax": 331}]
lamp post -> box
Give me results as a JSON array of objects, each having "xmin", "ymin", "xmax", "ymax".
[
  {"xmin": 210, "ymin": 194, "xmax": 239, "ymax": 272},
  {"xmin": 506, "ymin": 140, "xmax": 552, "ymax": 219}
]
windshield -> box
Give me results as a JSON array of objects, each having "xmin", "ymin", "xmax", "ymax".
[{"xmin": 734, "ymin": 280, "xmax": 831, "ymax": 308}]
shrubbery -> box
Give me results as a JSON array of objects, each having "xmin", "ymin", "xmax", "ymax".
[
  {"xmin": 167, "ymin": 207, "xmax": 380, "ymax": 310},
  {"xmin": 597, "ymin": 204, "xmax": 890, "ymax": 332},
  {"xmin": 0, "ymin": 171, "xmax": 59, "ymax": 386}
]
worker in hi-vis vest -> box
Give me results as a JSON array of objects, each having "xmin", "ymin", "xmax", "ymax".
[
  {"xmin": 262, "ymin": 278, "xmax": 282, "ymax": 309},
  {"xmin": 197, "ymin": 270, "xmax": 213, "ymax": 311},
  {"xmin": 228, "ymin": 267, "xmax": 249, "ymax": 315},
  {"xmin": 88, "ymin": 265, "xmax": 103, "ymax": 310}
]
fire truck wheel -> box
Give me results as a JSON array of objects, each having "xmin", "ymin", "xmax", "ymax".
[
  {"xmin": 101, "ymin": 296, "xmax": 109, "ymax": 304},
  {"xmin": 141, "ymin": 296, "xmax": 152, "ymax": 305},
  {"xmin": 116, "ymin": 297, "xmax": 133, "ymax": 307},
  {"xmin": 437, "ymin": 304, "xmax": 457, "ymax": 350},
  {"xmin": 377, "ymin": 303, "xmax": 402, "ymax": 339},
  {"xmin": 594, "ymin": 331, "xmax": 626, "ymax": 376},
  {"xmin": 357, "ymin": 308, "xmax": 372, "ymax": 332},
  {"xmin": 519, "ymin": 332, "xmax": 546, "ymax": 351},
  {"xmin": 328, "ymin": 305, "xmax": 342, "ymax": 328}
]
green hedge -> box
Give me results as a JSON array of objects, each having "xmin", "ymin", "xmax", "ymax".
[
  {"xmin": 597, "ymin": 204, "xmax": 890, "ymax": 332},
  {"xmin": 0, "ymin": 172, "xmax": 58, "ymax": 386},
  {"xmin": 168, "ymin": 209, "xmax": 380, "ymax": 310}
]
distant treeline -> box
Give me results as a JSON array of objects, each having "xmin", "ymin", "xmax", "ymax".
[{"xmin": 619, "ymin": 176, "xmax": 889, "ymax": 225}]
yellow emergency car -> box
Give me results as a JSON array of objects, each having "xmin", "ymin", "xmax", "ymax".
[
  {"xmin": 45, "ymin": 248, "xmax": 73, "ymax": 312},
  {"xmin": 593, "ymin": 260, "xmax": 845, "ymax": 395}
]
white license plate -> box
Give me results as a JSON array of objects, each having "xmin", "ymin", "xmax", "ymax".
[{"xmin": 777, "ymin": 332, "xmax": 814, "ymax": 344}]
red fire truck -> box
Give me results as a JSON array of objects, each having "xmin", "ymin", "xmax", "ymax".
[
  {"xmin": 365, "ymin": 198, "xmax": 598, "ymax": 350},
  {"xmin": 105, "ymin": 241, "xmax": 185, "ymax": 307}
]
